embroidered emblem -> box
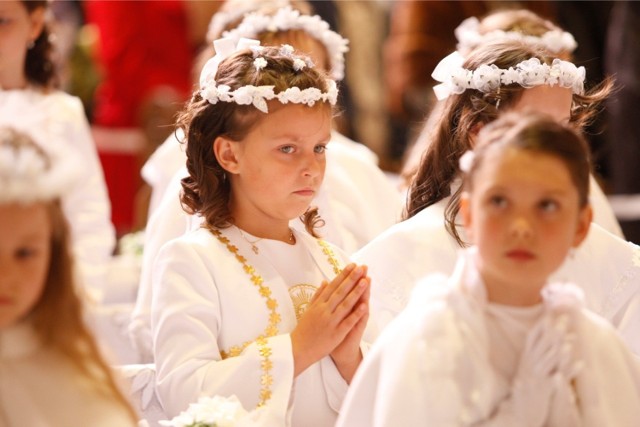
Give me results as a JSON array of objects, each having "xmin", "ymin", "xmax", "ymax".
[{"xmin": 288, "ymin": 284, "xmax": 318, "ymax": 321}]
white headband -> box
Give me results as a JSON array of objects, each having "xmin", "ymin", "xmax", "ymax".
[
  {"xmin": 455, "ymin": 17, "xmax": 578, "ymax": 54},
  {"xmin": 0, "ymin": 129, "xmax": 81, "ymax": 204},
  {"xmin": 432, "ymin": 51, "xmax": 586, "ymax": 101},
  {"xmin": 221, "ymin": 6, "xmax": 349, "ymax": 80},
  {"xmin": 199, "ymin": 38, "xmax": 338, "ymax": 114}
]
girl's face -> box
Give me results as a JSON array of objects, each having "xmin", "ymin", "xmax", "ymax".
[
  {"xmin": 0, "ymin": 202, "xmax": 51, "ymax": 329},
  {"xmin": 217, "ymin": 103, "xmax": 332, "ymax": 231},
  {"xmin": 461, "ymin": 147, "xmax": 591, "ymax": 306},
  {"xmin": 0, "ymin": 1, "xmax": 45, "ymax": 88}
]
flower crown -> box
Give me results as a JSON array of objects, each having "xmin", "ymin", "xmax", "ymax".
[
  {"xmin": 455, "ymin": 17, "xmax": 578, "ymax": 55},
  {"xmin": 221, "ymin": 6, "xmax": 349, "ymax": 80},
  {"xmin": 199, "ymin": 38, "xmax": 339, "ymax": 114},
  {"xmin": 0, "ymin": 128, "xmax": 80, "ymax": 204},
  {"xmin": 432, "ymin": 51, "xmax": 586, "ymax": 101}
]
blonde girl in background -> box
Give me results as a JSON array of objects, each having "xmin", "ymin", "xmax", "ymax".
[
  {"xmin": 151, "ymin": 39, "xmax": 370, "ymax": 426},
  {"xmin": 338, "ymin": 112, "xmax": 640, "ymax": 426},
  {"xmin": 0, "ymin": 128, "xmax": 136, "ymax": 426}
]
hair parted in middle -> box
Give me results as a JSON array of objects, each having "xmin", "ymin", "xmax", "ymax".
[
  {"xmin": 463, "ymin": 111, "xmax": 591, "ymax": 209},
  {"xmin": 404, "ymin": 39, "xmax": 611, "ymax": 245},
  {"xmin": 178, "ymin": 45, "xmax": 335, "ymax": 237}
]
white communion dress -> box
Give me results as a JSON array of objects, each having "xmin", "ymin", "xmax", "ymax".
[{"xmin": 337, "ymin": 249, "xmax": 640, "ymax": 427}]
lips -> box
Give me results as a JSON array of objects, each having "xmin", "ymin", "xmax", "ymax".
[
  {"xmin": 293, "ymin": 189, "xmax": 315, "ymax": 197},
  {"xmin": 506, "ymin": 249, "xmax": 535, "ymax": 261}
]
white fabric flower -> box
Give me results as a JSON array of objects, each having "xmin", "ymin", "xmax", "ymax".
[
  {"xmin": 280, "ymin": 44, "xmax": 295, "ymax": 57},
  {"xmin": 472, "ymin": 64, "xmax": 501, "ymax": 92},
  {"xmin": 293, "ymin": 58, "xmax": 307, "ymax": 71},
  {"xmin": 253, "ymin": 57, "xmax": 267, "ymax": 71}
]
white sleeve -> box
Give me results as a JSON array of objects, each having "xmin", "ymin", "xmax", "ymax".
[
  {"xmin": 130, "ymin": 168, "xmax": 192, "ymax": 363},
  {"xmin": 151, "ymin": 240, "xmax": 295, "ymax": 419},
  {"xmin": 337, "ymin": 307, "xmax": 464, "ymax": 427},
  {"xmin": 59, "ymin": 96, "xmax": 115, "ymax": 297}
]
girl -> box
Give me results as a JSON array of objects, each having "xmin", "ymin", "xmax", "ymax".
[
  {"xmin": 338, "ymin": 112, "xmax": 640, "ymax": 427},
  {"xmin": 0, "ymin": 0, "xmax": 115, "ymax": 298},
  {"xmin": 355, "ymin": 40, "xmax": 640, "ymax": 353},
  {"xmin": 0, "ymin": 127, "xmax": 136, "ymax": 425},
  {"xmin": 151, "ymin": 40, "xmax": 370, "ymax": 426},
  {"xmin": 132, "ymin": 3, "xmax": 399, "ymax": 363}
]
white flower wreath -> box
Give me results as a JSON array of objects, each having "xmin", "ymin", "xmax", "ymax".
[
  {"xmin": 199, "ymin": 37, "xmax": 338, "ymax": 113},
  {"xmin": 0, "ymin": 129, "xmax": 81, "ymax": 204},
  {"xmin": 455, "ymin": 17, "xmax": 578, "ymax": 54},
  {"xmin": 222, "ymin": 6, "xmax": 349, "ymax": 80},
  {"xmin": 432, "ymin": 51, "xmax": 586, "ymax": 101}
]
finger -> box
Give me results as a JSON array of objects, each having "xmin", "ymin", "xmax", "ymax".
[
  {"xmin": 326, "ymin": 266, "xmax": 366, "ymax": 310},
  {"xmin": 332, "ymin": 278, "xmax": 369, "ymax": 316},
  {"xmin": 336, "ymin": 302, "xmax": 368, "ymax": 337},
  {"xmin": 310, "ymin": 280, "xmax": 328, "ymax": 304},
  {"xmin": 322, "ymin": 264, "xmax": 357, "ymax": 303}
]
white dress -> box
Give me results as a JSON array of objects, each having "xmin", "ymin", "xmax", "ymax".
[
  {"xmin": 337, "ymin": 251, "xmax": 640, "ymax": 427},
  {"xmin": 354, "ymin": 197, "xmax": 640, "ymax": 354},
  {"xmin": 0, "ymin": 322, "xmax": 136, "ymax": 427},
  {"xmin": 131, "ymin": 130, "xmax": 402, "ymax": 362},
  {"xmin": 151, "ymin": 226, "xmax": 355, "ymax": 426},
  {"xmin": 0, "ymin": 88, "xmax": 115, "ymax": 298}
]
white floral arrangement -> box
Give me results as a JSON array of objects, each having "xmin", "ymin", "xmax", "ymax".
[
  {"xmin": 199, "ymin": 37, "xmax": 338, "ymax": 113},
  {"xmin": 455, "ymin": 16, "xmax": 578, "ymax": 54},
  {"xmin": 222, "ymin": 6, "xmax": 349, "ymax": 80},
  {"xmin": 432, "ymin": 51, "xmax": 586, "ymax": 101},
  {"xmin": 0, "ymin": 128, "xmax": 81, "ymax": 204},
  {"xmin": 159, "ymin": 395, "xmax": 265, "ymax": 427}
]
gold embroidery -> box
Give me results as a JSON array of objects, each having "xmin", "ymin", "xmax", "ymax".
[
  {"xmin": 318, "ymin": 239, "xmax": 342, "ymax": 275},
  {"xmin": 288, "ymin": 284, "xmax": 317, "ymax": 320},
  {"xmin": 206, "ymin": 226, "xmax": 343, "ymax": 407}
]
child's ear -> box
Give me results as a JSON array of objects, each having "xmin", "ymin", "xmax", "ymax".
[
  {"xmin": 28, "ymin": 7, "xmax": 46, "ymax": 42},
  {"xmin": 460, "ymin": 191, "xmax": 474, "ymax": 241},
  {"xmin": 213, "ymin": 136, "xmax": 240, "ymax": 174},
  {"xmin": 572, "ymin": 204, "xmax": 593, "ymax": 248}
]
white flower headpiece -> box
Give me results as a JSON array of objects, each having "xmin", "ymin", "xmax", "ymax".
[
  {"xmin": 432, "ymin": 51, "xmax": 586, "ymax": 101},
  {"xmin": 0, "ymin": 128, "xmax": 81, "ymax": 204},
  {"xmin": 199, "ymin": 37, "xmax": 339, "ymax": 114},
  {"xmin": 458, "ymin": 150, "xmax": 476, "ymax": 173},
  {"xmin": 221, "ymin": 6, "xmax": 349, "ymax": 80},
  {"xmin": 455, "ymin": 17, "xmax": 578, "ymax": 55}
]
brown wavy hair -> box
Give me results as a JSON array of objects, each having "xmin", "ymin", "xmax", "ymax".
[
  {"xmin": 463, "ymin": 111, "xmax": 591, "ymax": 208},
  {"xmin": 178, "ymin": 46, "xmax": 334, "ymax": 236},
  {"xmin": 404, "ymin": 39, "xmax": 612, "ymax": 246},
  {"xmin": 21, "ymin": 1, "xmax": 57, "ymax": 88}
]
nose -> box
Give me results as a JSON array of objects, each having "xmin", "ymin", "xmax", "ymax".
[
  {"xmin": 510, "ymin": 215, "xmax": 533, "ymax": 239},
  {"xmin": 303, "ymin": 152, "xmax": 324, "ymax": 179}
]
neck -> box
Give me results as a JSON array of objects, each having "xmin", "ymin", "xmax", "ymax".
[
  {"xmin": 0, "ymin": 72, "xmax": 29, "ymax": 91},
  {"xmin": 233, "ymin": 219, "xmax": 294, "ymax": 244},
  {"xmin": 480, "ymin": 269, "xmax": 545, "ymax": 307}
]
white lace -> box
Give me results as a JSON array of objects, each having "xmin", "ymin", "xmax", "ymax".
[
  {"xmin": 221, "ymin": 6, "xmax": 349, "ymax": 80},
  {"xmin": 199, "ymin": 38, "xmax": 338, "ymax": 114},
  {"xmin": 0, "ymin": 129, "xmax": 80, "ymax": 204},
  {"xmin": 455, "ymin": 17, "xmax": 578, "ymax": 55},
  {"xmin": 432, "ymin": 51, "xmax": 586, "ymax": 101}
]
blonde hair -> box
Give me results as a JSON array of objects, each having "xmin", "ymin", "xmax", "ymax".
[{"xmin": 2, "ymin": 128, "xmax": 137, "ymax": 422}]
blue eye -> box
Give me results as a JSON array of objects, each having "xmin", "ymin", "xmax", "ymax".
[
  {"xmin": 314, "ymin": 144, "xmax": 327, "ymax": 154},
  {"xmin": 279, "ymin": 146, "xmax": 295, "ymax": 154}
]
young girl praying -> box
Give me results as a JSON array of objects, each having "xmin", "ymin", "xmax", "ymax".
[
  {"xmin": 150, "ymin": 39, "xmax": 370, "ymax": 426},
  {"xmin": 337, "ymin": 112, "xmax": 640, "ymax": 427},
  {"xmin": 0, "ymin": 128, "xmax": 136, "ymax": 425}
]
